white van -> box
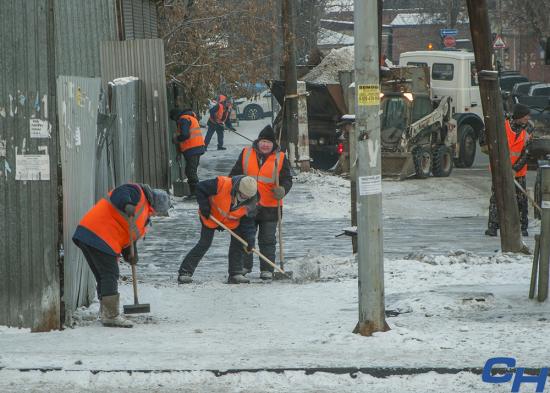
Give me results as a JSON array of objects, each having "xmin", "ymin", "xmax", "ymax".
[{"xmin": 399, "ymin": 51, "xmax": 484, "ymax": 168}]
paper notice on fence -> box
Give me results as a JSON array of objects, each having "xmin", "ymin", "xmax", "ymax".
[
  {"xmin": 15, "ymin": 154, "xmax": 50, "ymax": 181},
  {"xmin": 29, "ymin": 119, "xmax": 51, "ymax": 138},
  {"xmin": 358, "ymin": 175, "xmax": 382, "ymax": 195},
  {"xmin": 542, "ymin": 201, "xmax": 550, "ymax": 209}
]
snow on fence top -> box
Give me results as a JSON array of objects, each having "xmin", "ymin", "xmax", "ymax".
[{"xmin": 302, "ymin": 46, "xmax": 355, "ymax": 84}]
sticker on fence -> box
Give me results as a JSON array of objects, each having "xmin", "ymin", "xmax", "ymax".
[
  {"xmin": 358, "ymin": 175, "xmax": 382, "ymax": 195},
  {"xmin": 30, "ymin": 119, "xmax": 51, "ymax": 138},
  {"xmin": 15, "ymin": 154, "xmax": 50, "ymax": 181}
]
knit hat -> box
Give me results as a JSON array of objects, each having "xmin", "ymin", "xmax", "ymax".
[
  {"xmin": 512, "ymin": 103, "xmax": 530, "ymax": 120},
  {"xmin": 257, "ymin": 125, "xmax": 276, "ymax": 143},
  {"xmin": 169, "ymin": 108, "xmax": 182, "ymax": 121},
  {"xmin": 151, "ymin": 189, "xmax": 171, "ymax": 215},
  {"xmin": 238, "ymin": 176, "xmax": 257, "ymax": 198}
]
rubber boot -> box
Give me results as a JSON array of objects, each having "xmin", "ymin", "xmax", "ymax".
[
  {"xmin": 260, "ymin": 271, "xmax": 273, "ymax": 281},
  {"xmin": 100, "ymin": 294, "xmax": 133, "ymax": 328},
  {"xmin": 227, "ymin": 274, "xmax": 250, "ymax": 284},
  {"xmin": 177, "ymin": 272, "xmax": 193, "ymax": 284}
]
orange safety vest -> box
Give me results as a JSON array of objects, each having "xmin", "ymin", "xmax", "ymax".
[
  {"xmin": 212, "ymin": 104, "xmax": 230, "ymax": 124},
  {"xmin": 505, "ymin": 119, "xmax": 528, "ymax": 177},
  {"xmin": 177, "ymin": 114, "xmax": 205, "ymax": 153},
  {"xmin": 199, "ymin": 176, "xmax": 249, "ymax": 230},
  {"xmin": 241, "ymin": 147, "xmax": 284, "ymax": 207},
  {"xmin": 79, "ymin": 186, "xmax": 153, "ymax": 254}
]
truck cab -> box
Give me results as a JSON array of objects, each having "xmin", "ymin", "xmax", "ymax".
[{"xmin": 399, "ymin": 51, "xmax": 484, "ymax": 167}]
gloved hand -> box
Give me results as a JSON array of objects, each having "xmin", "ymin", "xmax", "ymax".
[
  {"xmin": 229, "ymin": 127, "xmax": 237, "ymax": 132},
  {"xmin": 200, "ymin": 206, "xmax": 211, "ymax": 218},
  {"xmin": 272, "ymin": 186, "xmax": 285, "ymax": 200},
  {"xmin": 243, "ymin": 244, "xmax": 254, "ymax": 254},
  {"xmin": 124, "ymin": 203, "xmax": 136, "ymax": 217}
]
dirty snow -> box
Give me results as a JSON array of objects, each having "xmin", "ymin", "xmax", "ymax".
[
  {"xmin": 1, "ymin": 118, "xmax": 547, "ymax": 392},
  {"xmin": 302, "ymin": 46, "xmax": 355, "ymax": 84}
]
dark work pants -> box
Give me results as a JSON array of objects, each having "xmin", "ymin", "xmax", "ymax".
[
  {"xmin": 488, "ymin": 175, "xmax": 528, "ymax": 231},
  {"xmin": 205, "ymin": 123, "xmax": 224, "ymax": 148},
  {"xmin": 185, "ymin": 154, "xmax": 200, "ymax": 193},
  {"xmin": 76, "ymin": 241, "xmax": 119, "ymax": 299},
  {"xmin": 179, "ymin": 223, "xmax": 245, "ymax": 276},
  {"xmin": 243, "ymin": 220, "xmax": 278, "ymax": 273}
]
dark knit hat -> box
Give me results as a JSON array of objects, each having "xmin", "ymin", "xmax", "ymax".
[
  {"xmin": 512, "ymin": 103, "xmax": 530, "ymax": 120},
  {"xmin": 257, "ymin": 125, "xmax": 276, "ymax": 143}
]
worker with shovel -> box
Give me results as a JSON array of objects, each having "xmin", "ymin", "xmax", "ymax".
[
  {"xmin": 177, "ymin": 175, "xmax": 258, "ymax": 284},
  {"xmin": 169, "ymin": 108, "xmax": 206, "ymax": 199},
  {"xmin": 73, "ymin": 184, "xmax": 170, "ymax": 328},
  {"xmin": 229, "ymin": 125, "xmax": 293, "ymax": 281},
  {"xmin": 205, "ymin": 95, "xmax": 236, "ymax": 151},
  {"xmin": 485, "ymin": 103, "xmax": 532, "ymax": 237}
]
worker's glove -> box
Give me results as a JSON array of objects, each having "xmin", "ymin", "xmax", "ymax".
[
  {"xmin": 243, "ymin": 243, "xmax": 254, "ymax": 254},
  {"xmin": 124, "ymin": 203, "xmax": 136, "ymax": 217},
  {"xmin": 272, "ymin": 186, "xmax": 285, "ymax": 200},
  {"xmin": 200, "ymin": 206, "xmax": 211, "ymax": 218},
  {"xmin": 121, "ymin": 247, "xmax": 138, "ymax": 265},
  {"xmin": 228, "ymin": 127, "xmax": 237, "ymax": 132}
]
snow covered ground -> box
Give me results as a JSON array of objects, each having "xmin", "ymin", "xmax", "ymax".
[{"xmin": 1, "ymin": 119, "xmax": 548, "ymax": 392}]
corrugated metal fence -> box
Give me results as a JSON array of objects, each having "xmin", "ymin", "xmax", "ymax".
[
  {"xmin": 0, "ymin": 0, "xmax": 60, "ymax": 331},
  {"xmin": 57, "ymin": 76, "xmax": 102, "ymax": 323},
  {"xmin": 100, "ymin": 39, "xmax": 169, "ymax": 189},
  {"xmin": 119, "ymin": 0, "xmax": 158, "ymax": 40}
]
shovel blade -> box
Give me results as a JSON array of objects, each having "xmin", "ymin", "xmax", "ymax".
[
  {"xmin": 123, "ymin": 303, "xmax": 151, "ymax": 314},
  {"xmin": 273, "ymin": 270, "xmax": 293, "ymax": 280}
]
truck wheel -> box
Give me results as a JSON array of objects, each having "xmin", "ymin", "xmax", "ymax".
[
  {"xmin": 413, "ymin": 146, "xmax": 432, "ymax": 179},
  {"xmin": 535, "ymin": 168, "xmax": 542, "ymax": 220},
  {"xmin": 432, "ymin": 144, "xmax": 453, "ymax": 177},
  {"xmin": 243, "ymin": 104, "xmax": 264, "ymax": 120},
  {"xmin": 455, "ymin": 124, "xmax": 477, "ymax": 168}
]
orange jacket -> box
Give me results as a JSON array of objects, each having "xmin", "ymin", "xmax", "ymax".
[
  {"xmin": 199, "ymin": 176, "xmax": 249, "ymax": 230},
  {"xmin": 211, "ymin": 103, "xmax": 230, "ymax": 124},
  {"xmin": 505, "ymin": 119, "xmax": 528, "ymax": 177},
  {"xmin": 78, "ymin": 187, "xmax": 153, "ymax": 255},
  {"xmin": 177, "ymin": 113, "xmax": 205, "ymax": 153},
  {"xmin": 241, "ymin": 147, "xmax": 284, "ymax": 207}
]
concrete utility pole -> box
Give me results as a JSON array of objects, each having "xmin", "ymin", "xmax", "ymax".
[
  {"xmin": 353, "ymin": 0, "xmax": 387, "ymax": 336},
  {"xmin": 466, "ymin": 0, "xmax": 523, "ymax": 252},
  {"xmin": 282, "ymin": 0, "xmax": 300, "ymax": 170}
]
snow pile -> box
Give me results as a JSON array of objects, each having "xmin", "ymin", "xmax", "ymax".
[
  {"xmin": 405, "ymin": 250, "xmax": 531, "ymax": 266},
  {"xmin": 302, "ymin": 46, "xmax": 355, "ymax": 84}
]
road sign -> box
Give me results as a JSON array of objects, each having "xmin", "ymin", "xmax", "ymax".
[
  {"xmin": 443, "ymin": 35, "xmax": 457, "ymax": 48},
  {"xmin": 493, "ymin": 34, "xmax": 507, "ymax": 49},
  {"xmin": 440, "ymin": 28, "xmax": 458, "ymax": 37}
]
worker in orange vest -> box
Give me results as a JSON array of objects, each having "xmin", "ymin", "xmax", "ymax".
[
  {"xmin": 177, "ymin": 175, "xmax": 258, "ymax": 284},
  {"xmin": 205, "ymin": 95, "xmax": 236, "ymax": 151},
  {"xmin": 486, "ymin": 103, "xmax": 531, "ymax": 237},
  {"xmin": 73, "ymin": 184, "xmax": 170, "ymax": 327},
  {"xmin": 170, "ymin": 108, "xmax": 206, "ymax": 198},
  {"xmin": 229, "ymin": 125, "xmax": 293, "ymax": 281}
]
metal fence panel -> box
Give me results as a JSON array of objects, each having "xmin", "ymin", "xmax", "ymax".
[
  {"xmin": 109, "ymin": 77, "xmax": 142, "ymax": 186},
  {"xmin": 0, "ymin": 0, "xmax": 60, "ymax": 331},
  {"xmin": 121, "ymin": 0, "xmax": 158, "ymax": 40},
  {"xmin": 100, "ymin": 39, "xmax": 169, "ymax": 189},
  {"xmin": 57, "ymin": 76, "xmax": 102, "ymax": 324},
  {"xmin": 54, "ymin": 0, "xmax": 118, "ymax": 77}
]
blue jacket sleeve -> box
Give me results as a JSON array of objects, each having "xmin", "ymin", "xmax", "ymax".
[
  {"xmin": 196, "ymin": 178, "xmax": 219, "ymax": 214},
  {"xmin": 176, "ymin": 118, "xmax": 192, "ymax": 142},
  {"xmin": 109, "ymin": 184, "xmax": 141, "ymax": 211},
  {"xmin": 224, "ymin": 116, "xmax": 233, "ymax": 129}
]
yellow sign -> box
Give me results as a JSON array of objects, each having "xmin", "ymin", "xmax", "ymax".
[{"xmin": 358, "ymin": 84, "xmax": 380, "ymax": 106}]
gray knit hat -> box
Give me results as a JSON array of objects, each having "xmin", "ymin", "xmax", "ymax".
[
  {"xmin": 238, "ymin": 176, "xmax": 257, "ymax": 198},
  {"xmin": 151, "ymin": 189, "xmax": 171, "ymax": 215}
]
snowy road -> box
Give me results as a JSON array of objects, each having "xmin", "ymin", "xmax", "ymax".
[{"xmin": 1, "ymin": 118, "xmax": 547, "ymax": 393}]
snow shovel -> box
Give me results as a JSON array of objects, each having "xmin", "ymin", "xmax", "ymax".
[
  {"xmin": 273, "ymin": 149, "xmax": 293, "ymax": 280},
  {"xmin": 209, "ymin": 215, "xmax": 291, "ymax": 278},
  {"xmin": 224, "ymin": 126, "xmax": 254, "ymax": 143},
  {"xmin": 514, "ymin": 178, "xmax": 542, "ymax": 214},
  {"xmin": 123, "ymin": 221, "xmax": 150, "ymax": 314}
]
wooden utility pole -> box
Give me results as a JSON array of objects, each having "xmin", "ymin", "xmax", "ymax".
[
  {"xmin": 270, "ymin": 0, "xmax": 282, "ymax": 122},
  {"xmin": 466, "ymin": 0, "xmax": 523, "ymax": 252},
  {"xmin": 353, "ymin": 0, "xmax": 387, "ymax": 336}
]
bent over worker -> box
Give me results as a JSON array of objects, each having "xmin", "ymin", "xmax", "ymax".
[
  {"xmin": 177, "ymin": 175, "xmax": 258, "ymax": 284},
  {"xmin": 229, "ymin": 125, "xmax": 292, "ymax": 281},
  {"xmin": 73, "ymin": 184, "xmax": 170, "ymax": 328},
  {"xmin": 486, "ymin": 103, "xmax": 531, "ymax": 237},
  {"xmin": 170, "ymin": 108, "xmax": 206, "ymax": 198}
]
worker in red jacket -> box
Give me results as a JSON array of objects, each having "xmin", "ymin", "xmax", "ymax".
[{"xmin": 73, "ymin": 184, "xmax": 170, "ymax": 328}]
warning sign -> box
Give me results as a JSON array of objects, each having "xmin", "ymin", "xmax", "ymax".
[
  {"xmin": 358, "ymin": 84, "xmax": 380, "ymax": 106},
  {"xmin": 493, "ymin": 35, "xmax": 506, "ymax": 49}
]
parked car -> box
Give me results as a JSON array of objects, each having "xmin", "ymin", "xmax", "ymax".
[
  {"xmin": 234, "ymin": 90, "xmax": 273, "ymax": 120},
  {"xmin": 499, "ymin": 74, "xmax": 529, "ymax": 94},
  {"xmin": 528, "ymin": 83, "xmax": 550, "ymax": 96}
]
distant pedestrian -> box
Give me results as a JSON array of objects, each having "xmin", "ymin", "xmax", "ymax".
[
  {"xmin": 177, "ymin": 175, "xmax": 258, "ymax": 284},
  {"xmin": 170, "ymin": 108, "xmax": 206, "ymax": 199},
  {"xmin": 205, "ymin": 95, "xmax": 236, "ymax": 151},
  {"xmin": 229, "ymin": 125, "xmax": 292, "ymax": 281},
  {"xmin": 486, "ymin": 103, "xmax": 531, "ymax": 237},
  {"xmin": 73, "ymin": 184, "xmax": 170, "ymax": 328}
]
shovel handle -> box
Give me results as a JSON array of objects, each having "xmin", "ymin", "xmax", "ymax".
[
  {"xmin": 129, "ymin": 219, "xmax": 139, "ymax": 305},
  {"xmin": 209, "ymin": 215, "xmax": 288, "ymax": 276}
]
